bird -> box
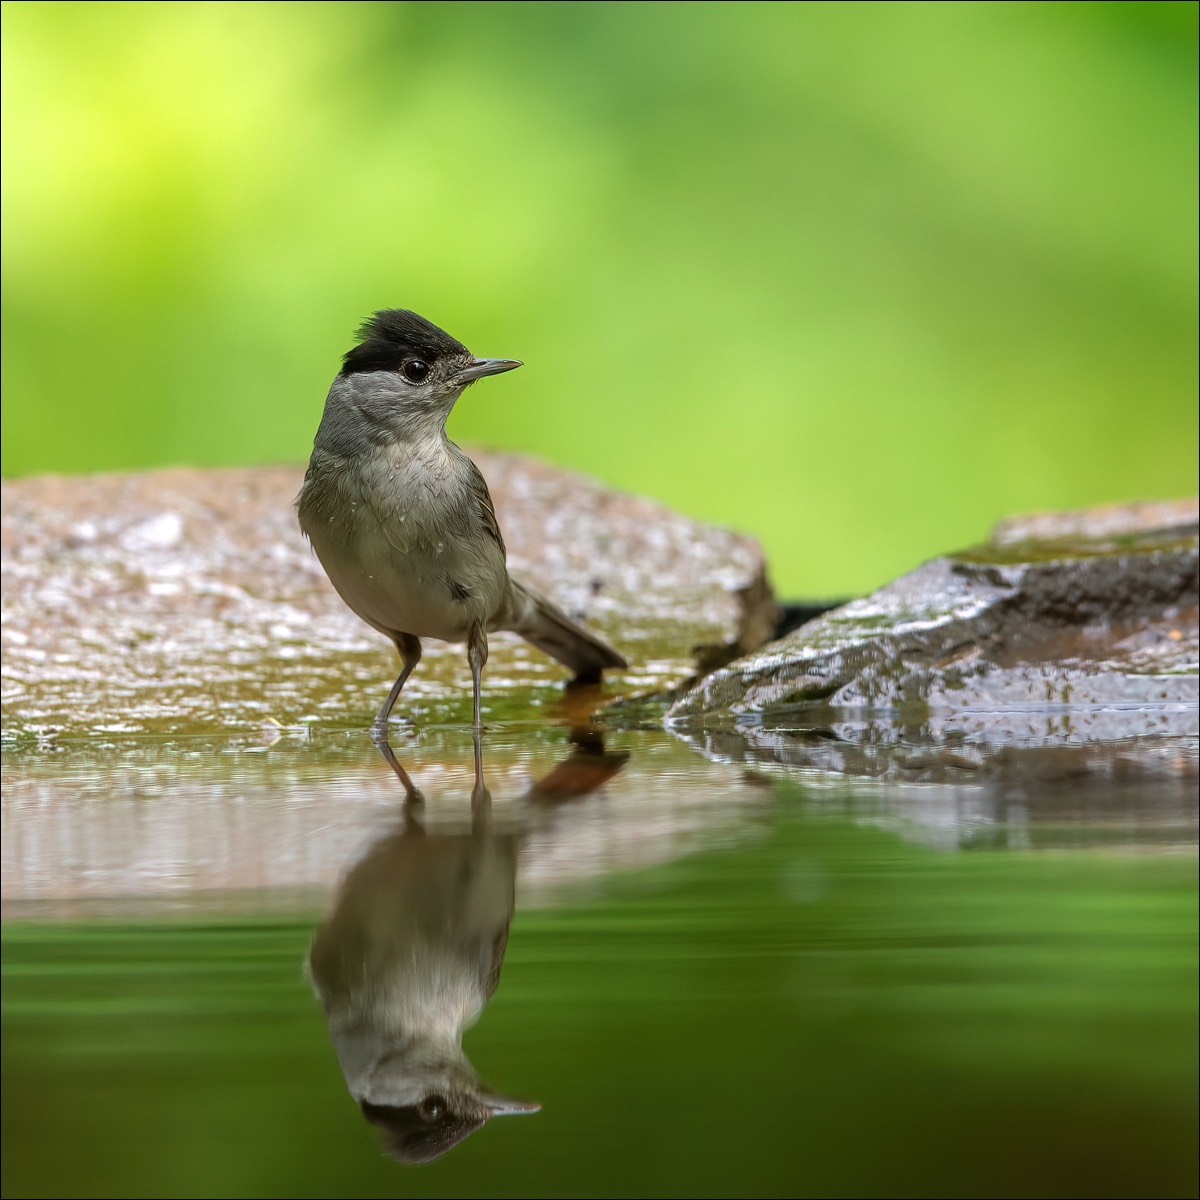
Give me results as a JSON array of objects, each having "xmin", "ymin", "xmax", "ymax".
[{"xmin": 297, "ymin": 309, "xmax": 627, "ymax": 733}]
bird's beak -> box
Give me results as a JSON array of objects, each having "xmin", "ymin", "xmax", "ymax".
[
  {"xmin": 480, "ymin": 1090, "xmax": 541, "ymax": 1116},
  {"xmin": 455, "ymin": 357, "xmax": 523, "ymax": 384}
]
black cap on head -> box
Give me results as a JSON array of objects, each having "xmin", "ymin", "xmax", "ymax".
[{"xmin": 340, "ymin": 309, "xmax": 469, "ymax": 377}]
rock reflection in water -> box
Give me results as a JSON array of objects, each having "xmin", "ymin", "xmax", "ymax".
[
  {"xmin": 675, "ymin": 710, "xmax": 1198, "ymax": 849},
  {"xmin": 308, "ymin": 729, "xmax": 628, "ymax": 1163}
]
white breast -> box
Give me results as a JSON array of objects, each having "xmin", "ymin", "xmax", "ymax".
[{"xmin": 303, "ymin": 440, "xmax": 508, "ymax": 644}]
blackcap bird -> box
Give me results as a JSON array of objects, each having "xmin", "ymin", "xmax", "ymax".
[{"xmin": 296, "ymin": 309, "xmax": 627, "ymax": 732}]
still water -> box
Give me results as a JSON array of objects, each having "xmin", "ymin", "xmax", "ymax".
[{"xmin": 2, "ymin": 722, "xmax": 1197, "ymax": 1198}]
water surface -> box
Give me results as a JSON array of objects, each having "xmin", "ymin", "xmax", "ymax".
[{"xmin": 2, "ymin": 723, "xmax": 1196, "ymax": 1198}]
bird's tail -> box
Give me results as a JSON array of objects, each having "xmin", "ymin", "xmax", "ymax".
[{"xmin": 504, "ymin": 579, "xmax": 627, "ymax": 683}]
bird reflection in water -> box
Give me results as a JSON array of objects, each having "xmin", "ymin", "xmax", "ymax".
[{"xmin": 308, "ymin": 723, "xmax": 629, "ymax": 1163}]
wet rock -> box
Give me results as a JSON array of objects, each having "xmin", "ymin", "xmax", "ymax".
[
  {"xmin": 668, "ymin": 500, "xmax": 1199, "ymax": 721},
  {"xmin": 990, "ymin": 497, "xmax": 1198, "ymax": 545},
  {"xmin": 1, "ymin": 459, "xmax": 775, "ymax": 738}
]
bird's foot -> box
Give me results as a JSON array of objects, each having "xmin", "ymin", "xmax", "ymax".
[{"xmin": 370, "ymin": 715, "xmax": 417, "ymax": 742}]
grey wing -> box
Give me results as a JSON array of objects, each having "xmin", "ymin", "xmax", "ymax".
[{"xmin": 464, "ymin": 458, "xmax": 506, "ymax": 560}]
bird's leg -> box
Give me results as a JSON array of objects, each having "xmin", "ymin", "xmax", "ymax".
[
  {"xmin": 467, "ymin": 622, "xmax": 489, "ymax": 731},
  {"xmin": 371, "ymin": 633, "xmax": 422, "ymax": 739}
]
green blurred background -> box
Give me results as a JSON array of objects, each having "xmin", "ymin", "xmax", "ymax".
[{"xmin": 2, "ymin": 1, "xmax": 1196, "ymax": 596}]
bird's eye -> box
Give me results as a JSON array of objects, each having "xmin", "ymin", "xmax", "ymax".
[
  {"xmin": 419, "ymin": 1094, "xmax": 447, "ymax": 1121},
  {"xmin": 402, "ymin": 360, "xmax": 430, "ymax": 383}
]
